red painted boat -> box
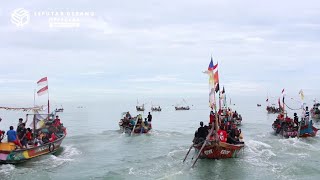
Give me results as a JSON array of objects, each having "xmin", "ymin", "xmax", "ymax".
[{"xmin": 193, "ymin": 142, "xmax": 244, "ymax": 159}]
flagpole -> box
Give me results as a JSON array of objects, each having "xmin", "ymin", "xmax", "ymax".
[
  {"xmin": 34, "ymin": 89, "xmax": 36, "ymax": 107},
  {"xmin": 47, "ymin": 78, "xmax": 50, "ymax": 114}
]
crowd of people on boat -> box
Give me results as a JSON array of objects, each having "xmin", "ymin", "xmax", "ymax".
[
  {"xmin": 0, "ymin": 115, "xmax": 65, "ymax": 149},
  {"xmin": 273, "ymin": 106, "xmax": 314, "ymax": 136},
  {"xmin": 193, "ymin": 108, "xmax": 244, "ymax": 145},
  {"xmin": 119, "ymin": 112, "xmax": 152, "ymax": 133},
  {"xmin": 267, "ymin": 106, "xmax": 282, "ymax": 113}
]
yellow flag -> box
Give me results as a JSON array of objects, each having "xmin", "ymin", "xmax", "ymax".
[{"xmin": 299, "ymin": 90, "xmax": 304, "ymax": 100}]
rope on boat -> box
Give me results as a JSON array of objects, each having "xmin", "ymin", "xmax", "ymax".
[{"xmin": 284, "ymin": 102, "xmax": 302, "ymax": 111}]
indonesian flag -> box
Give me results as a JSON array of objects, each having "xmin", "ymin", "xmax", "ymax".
[
  {"xmin": 37, "ymin": 86, "xmax": 48, "ymax": 96},
  {"xmin": 37, "ymin": 77, "xmax": 48, "ymax": 86}
]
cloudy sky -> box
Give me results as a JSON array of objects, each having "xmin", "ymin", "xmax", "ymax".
[{"xmin": 0, "ymin": 0, "xmax": 320, "ymax": 105}]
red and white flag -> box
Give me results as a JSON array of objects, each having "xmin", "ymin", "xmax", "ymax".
[
  {"xmin": 37, "ymin": 77, "xmax": 48, "ymax": 86},
  {"xmin": 37, "ymin": 86, "xmax": 48, "ymax": 96}
]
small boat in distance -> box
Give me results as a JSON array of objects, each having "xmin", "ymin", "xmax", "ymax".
[
  {"xmin": 257, "ymin": 104, "xmax": 261, "ymax": 107},
  {"xmin": 175, "ymin": 99, "xmax": 190, "ymax": 110},
  {"xmin": 55, "ymin": 107, "xmax": 64, "ymax": 112},
  {"xmin": 151, "ymin": 105, "xmax": 161, "ymax": 111},
  {"xmin": 175, "ymin": 106, "xmax": 190, "ymax": 110},
  {"xmin": 136, "ymin": 99, "xmax": 145, "ymax": 111},
  {"xmin": 266, "ymin": 105, "xmax": 282, "ymax": 114},
  {"xmin": 136, "ymin": 104, "xmax": 145, "ymax": 111}
]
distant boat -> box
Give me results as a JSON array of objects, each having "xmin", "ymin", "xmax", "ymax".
[
  {"xmin": 136, "ymin": 99, "xmax": 145, "ymax": 111},
  {"xmin": 55, "ymin": 108, "xmax": 64, "ymax": 112},
  {"xmin": 55, "ymin": 105, "xmax": 64, "ymax": 112},
  {"xmin": 151, "ymin": 105, "xmax": 161, "ymax": 112},
  {"xmin": 175, "ymin": 106, "xmax": 190, "ymax": 110},
  {"xmin": 175, "ymin": 99, "xmax": 190, "ymax": 110},
  {"xmin": 257, "ymin": 104, "xmax": 261, "ymax": 107}
]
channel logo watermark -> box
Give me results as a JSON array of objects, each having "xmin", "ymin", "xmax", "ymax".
[
  {"xmin": 10, "ymin": 8, "xmax": 95, "ymax": 28},
  {"xmin": 11, "ymin": 8, "xmax": 30, "ymax": 27}
]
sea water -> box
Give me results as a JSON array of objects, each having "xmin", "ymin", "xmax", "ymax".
[{"xmin": 0, "ymin": 96, "xmax": 319, "ymax": 180}]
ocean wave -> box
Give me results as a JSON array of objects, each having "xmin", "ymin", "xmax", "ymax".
[{"xmin": 0, "ymin": 164, "xmax": 15, "ymax": 176}]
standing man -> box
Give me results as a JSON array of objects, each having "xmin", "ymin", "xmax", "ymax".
[
  {"xmin": 18, "ymin": 123, "xmax": 27, "ymax": 148},
  {"xmin": 147, "ymin": 112, "xmax": 152, "ymax": 122},
  {"xmin": 17, "ymin": 118, "xmax": 27, "ymax": 132},
  {"xmin": 305, "ymin": 106, "xmax": 310, "ymax": 125}
]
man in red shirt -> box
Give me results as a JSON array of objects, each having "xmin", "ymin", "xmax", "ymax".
[
  {"xmin": 217, "ymin": 126, "xmax": 227, "ymax": 142},
  {"xmin": 49, "ymin": 133, "xmax": 57, "ymax": 142},
  {"xmin": 53, "ymin": 116, "xmax": 62, "ymax": 127}
]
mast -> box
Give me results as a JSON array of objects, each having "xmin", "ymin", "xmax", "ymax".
[
  {"xmin": 33, "ymin": 89, "xmax": 36, "ymax": 107},
  {"xmin": 47, "ymin": 77, "xmax": 50, "ymax": 114}
]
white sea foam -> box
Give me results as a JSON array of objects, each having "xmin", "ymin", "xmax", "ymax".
[{"xmin": 0, "ymin": 164, "xmax": 15, "ymax": 176}]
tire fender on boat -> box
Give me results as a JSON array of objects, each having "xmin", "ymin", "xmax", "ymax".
[{"xmin": 49, "ymin": 143, "xmax": 55, "ymax": 152}]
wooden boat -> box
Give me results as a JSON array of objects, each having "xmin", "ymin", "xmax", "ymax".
[
  {"xmin": 0, "ymin": 113, "xmax": 67, "ymax": 164},
  {"xmin": 272, "ymin": 115, "xmax": 298, "ymax": 138},
  {"xmin": 136, "ymin": 105, "xmax": 145, "ymax": 111},
  {"xmin": 299, "ymin": 120, "xmax": 319, "ymax": 137},
  {"xmin": 0, "ymin": 132, "xmax": 66, "ymax": 164},
  {"xmin": 175, "ymin": 106, "xmax": 190, "ymax": 110},
  {"xmin": 151, "ymin": 106, "xmax": 161, "ymax": 112},
  {"xmin": 119, "ymin": 115, "xmax": 151, "ymax": 134},
  {"xmin": 175, "ymin": 99, "xmax": 190, "ymax": 110},
  {"xmin": 193, "ymin": 142, "xmax": 244, "ymax": 159},
  {"xmin": 266, "ymin": 106, "xmax": 281, "ymax": 114},
  {"xmin": 183, "ymin": 57, "xmax": 244, "ymax": 167},
  {"xmin": 55, "ymin": 108, "xmax": 64, "ymax": 112},
  {"xmin": 311, "ymin": 103, "xmax": 320, "ymax": 120}
]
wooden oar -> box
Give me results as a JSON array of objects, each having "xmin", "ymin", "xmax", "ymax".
[
  {"xmin": 183, "ymin": 143, "xmax": 194, "ymax": 163},
  {"xmin": 131, "ymin": 117, "xmax": 138, "ymax": 136},
  {"xmin": 191, "ymin": 139, "xmax": 207, "ymax": 168}
]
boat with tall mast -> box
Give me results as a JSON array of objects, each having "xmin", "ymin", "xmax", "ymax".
[
  {"xmin": 183, "ymin": 57, "xmax": 244, "ymax": 167},
  {"xmin": 0, "ymin": 77, "xmax": 67, "ymax": 164}
]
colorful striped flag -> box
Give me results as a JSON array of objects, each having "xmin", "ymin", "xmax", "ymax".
[
  {"xmin": 37, "ymin": 86, "xmax": 48, "ymax": 96},
  {"xmin": 37, "ymin": 77, "xmax": 48, "ymax": 86}
]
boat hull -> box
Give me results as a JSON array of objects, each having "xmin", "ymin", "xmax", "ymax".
[
  {"xmin": 175, "ymin": 107, "xmax": 190, "ymax": 110},
  {"xmin": 311, "ymin": 114, "xmax": 320, "ymax": 120},
  {"xmin": 194, "ymin": 142, "xmax": 244, "ymax": 159},
  {"xmin": 0, "ymin": 134, "xmax": 66, "ymax": 164},
  {"xmin": 299, "ymin": 124, "xmax": 318, "ymax": 137}
]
